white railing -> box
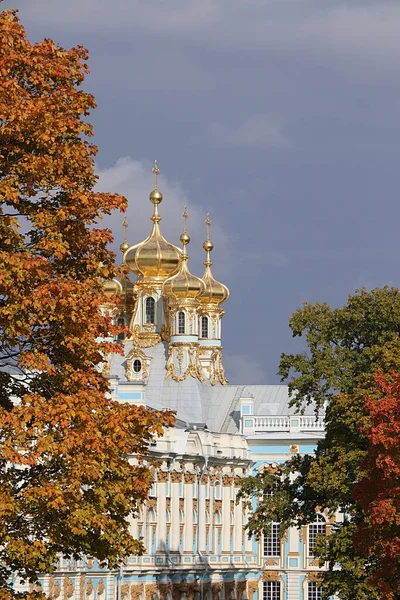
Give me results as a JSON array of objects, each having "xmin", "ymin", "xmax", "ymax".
[
  {"xmin": 299, "ymin": 415, "xmax": 324, "ymax": 430},
  {"xmin": 253, "ymin": 417, "xmax": 290, "ymax": 431},
  {"xmin": 252, "ymin": 415, "xmax": 325, "ymax": 432}
]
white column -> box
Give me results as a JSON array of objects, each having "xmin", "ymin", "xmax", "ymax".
[
  {"xmin": 170, "ymin": 473, "xmax": 180, "ymax": 552},
  {"xmin": 198, "ymin": 478, "xmax": 207, "ymax": 553},
  {"xmin": 222, "ymin": 478, "xmax": 231, "ymax": 553},
  {"xmin": 234, "ymin": 491, "xmax": 243, "ymax": 553},
  {"xmin": 184, "ymin": 474, "xmax": 194, "ymax": 553},
  {"xmin": 157, "ymin": 480, "xmax": 167, "ymax": 552}
]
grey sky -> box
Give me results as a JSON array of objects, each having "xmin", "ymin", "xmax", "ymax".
[{"xmin": 7, "ymin": 0, "xmax": 400, "ymax": 384}]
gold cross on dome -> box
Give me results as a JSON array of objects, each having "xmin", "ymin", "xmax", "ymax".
[
  {"xmin": 205, "ymin": 212, "xmax": 211, "ymax": 240},
  {"xmin": 122, "ymin": 215, "xmax": 128, "ymax": 242},
  {"xmin": 152, "ymin": 160, "xmax": 160, "ymax": 190},
  {"xmin": 183, "ymin": 205, "xmax": 188, "ymax": 232}
]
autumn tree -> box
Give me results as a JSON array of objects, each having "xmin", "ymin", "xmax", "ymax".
[
  {"xmin": 239, "ymin": 287, "xmax": 400, "ymax": 600},
  {"xmin": 353, "ymin": 371, "xmax": 400, "ymax": 596},
  {"xmin": 0, "ymin": 8, "xmax": 173, "ymax": 599}
]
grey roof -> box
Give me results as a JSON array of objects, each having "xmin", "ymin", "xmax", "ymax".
[{"xmin": 110, "ymin": 344, "xmax": 315, "ymax": 434}]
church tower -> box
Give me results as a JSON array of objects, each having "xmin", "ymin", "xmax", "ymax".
[
  {"xmin": 163, "ymin": 207, "xmax": 205, "ymax": 382},
  {"xmin": 122, "ymin": 161, "xmax": 181, "ymax": 348},
  {"xmin": 198, "ymin": 214, "xmax": 230, "ymax": 384}
]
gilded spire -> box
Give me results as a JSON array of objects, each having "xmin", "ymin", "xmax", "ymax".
[
  {"xmin": 150, "ymin": 160, "xmax": 162, "ymax": 224},
  {"xmin": 203, "ymin": 213, "xmax": 214, "ymax": 267},
  {"xmin": 152, "ymin": 159, "xmax": 160, "ymax": 190},
  {"xmin": 120, "ymin": 214, "xmax": 129, "ymax": 254},
  {"xmin": 199, "ymin": 213, "xmax": 229, "ymax": 305},
  {"xmin": 180, "ymin": 205, "xmax": 190, "ymax": 257}
]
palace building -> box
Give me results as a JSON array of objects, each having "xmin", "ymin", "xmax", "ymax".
[{"xmin": 31, "ymin": 162, "xmax": 329, "ymax": 600}]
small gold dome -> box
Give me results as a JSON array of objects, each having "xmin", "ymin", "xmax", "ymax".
[
  {"xmin": 163, "ymin": 207, "xmax": 205, "ymax": 300},
  {"xmin": 203, "ymin": 240, "xmax": 214, "ymax": 252},
  {"xmin": 103, "ymin": 278, "xmax": 123, "ymax": 299}
]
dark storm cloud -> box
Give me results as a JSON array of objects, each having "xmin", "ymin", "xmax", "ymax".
[{"xmin": 7, "ymin": 0, "xmax": 400, "ymax": 383}]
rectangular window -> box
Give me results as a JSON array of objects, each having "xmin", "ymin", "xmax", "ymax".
[
  {"xmin": 307, "ymin": 582, "xmax": 322, "ymax": 600},
  {"xmin": 263, "ymin": 523, "xmax": 280, "ymax": 557},
  {"xmin": 263, "ymin": 581, "xmax": 280, "ymax": 600}
]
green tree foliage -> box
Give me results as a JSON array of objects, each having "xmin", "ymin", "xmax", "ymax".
[{"xmin": 239, "ymin": 287, "xmax": 400, "ymax": 600}]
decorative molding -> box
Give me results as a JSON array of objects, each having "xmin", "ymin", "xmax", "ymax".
[
  {"xmin": 131, "ymin": 584, "xmax": 144, "ymax": 600},
  {"xmin": 171, "ymin": 470, "xmax": 182, "ymax": 484},
  {"xmin": 184, "ymin": 472, "xmax": 196, "ymax": 484},
  {"xmin": 126, "ymin": 347, "xmax": 151, "ymax": 382},
  {"xmin": 157, "ymin": 470, "xmax": 169, "ymax": 483},
  {"xmin": 290, "ymin": 444, "xmax": 299, "ymax": 454}
]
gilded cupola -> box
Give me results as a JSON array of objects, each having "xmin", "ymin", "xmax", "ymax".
[
  {"xmin": 123, "ymin": 161, "xmax": 181, "ymax": 283},
  {"xmin": 199, "ymin": 214, "xmax": 230, "ymax": 305},
  {"xmin": 163, "ymin": 207, "xmax": 205, "ymax": 300}
]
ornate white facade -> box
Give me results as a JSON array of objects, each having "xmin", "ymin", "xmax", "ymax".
[{"xmin": 25, "ymin": 163, "xmax": 329, "ymax": 600}]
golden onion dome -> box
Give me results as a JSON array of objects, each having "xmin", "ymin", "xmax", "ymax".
[
  {"xmin": 199, "ymin": 214, "xmax": 230, "ymax": 305},
  {"xmin": 103, "ymin": 278, "xmax": 123, "ymax": 300},
  {"xmin": 163, "ymin": 207, "xmax": 205, "ymax": 300},
  {"xmin": 123, "ymin": 161, "xmax": 181, "ymax": 282}
]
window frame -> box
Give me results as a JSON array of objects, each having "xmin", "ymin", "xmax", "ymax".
[
  {"xmin": 263, "ymin": 522, "xmax": 281, "ymax": 558},
  {"xmin": 200, "ymin": 315, "xmax": 208, "ymax": 339},
  {"xmin": 145, "ymin": 296, "xmax": 156, "ymax": 324},
  {"xmin": 263, "ymin": 580, "xmax": 281, "ymax": 600},
  {"xmin": 178, "ymin": 311, "xmax": 185, "ymax": 334},
  {"xmin": 308, "ymin": 513, "xmax": 326, "ymax": 557}
]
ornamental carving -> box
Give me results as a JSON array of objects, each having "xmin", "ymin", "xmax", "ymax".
[
  {"xmin": 158, "ymin": 583, "xmax": 172, "ymax": 599},
  {"xmin": 184, "ymin": 472, "xmax": 196, "ymax": 484},
  {"xmin": 193, "ymin": 499, "xmax": 198, "ymax": 510},
  {"xmin": 290, "ymin": 444, "xmax": 299, "ymax": 454},
  {"xmin": 157, "ymin": 470, "xmax": 169, "ymax": 483},
  {"xmin": 126, "ymin": 347, "xmax": 151, "ymax": 382},
  {"xmin": 205, "ymin": 500, "xmax": 210, "ymax": 511},
  {"xmin": 160, "ymin": 323, "xmax": 170, "ymax": 342},
  {"xmin": 222, "ymin": 475, "xmax": 234, "ymax": 486},
  {"xmin": 64, "ymin": 577, "xmax": 74, "ymax": 599},
  {"xmin": 131, "ymin": 584, "xmax": 144, "ymax": 600},
  {"xmin": 79, "ymin": 575, "xmax": 85, "ymax": 600},
  {"xmin": 166, "ymin": 498, "xmax": 171, "ymax": 510},
  {"xmin": 235, "ymin": 582, "xmax": 246, "ymax": 600},
  {"xmin": 247, "ymin": 582, "xmax": 258, "ymax": 600},
  {"xmin": 121, "ymin": 584, "xmax": 129, "ymax": 599},
  {"xmin": 265, "ymin": 558, "xmax": 278, "ymax": 566},
  {"xmin": 97, "ymin": 580, "xmax": 105, "ymax": 597},
  {"xmin": 224, "ymin": 582, "xmax": 235, "ymax": 600},
  {"xmin": 165, "ymin": 344, "xmax": 204, "ymax": 383},
  {"xmin": 53, "ymin": 582, "xmax": 61, "ymax": 599},
  {"xmin": 262, "ymin": 572, "xmax": 282, "ymax": 581},
  {"xmin": 86, "ymin": 580, "xmax": 93, "ymax": 597},
  {"xmin": 171, "ymin": 470, "xmax": 182, "ymax": 484},
  {"xmin": 147, "ymin": 498, "xmax": 157, "ymax": 510},
  {"xmin": 214, "ymin": 500, "xmax": 222, "ymax": 512},
  {"xmin": 211, "ymin": 582, "xmax": 223, "ymax": 600},
  {"xmin": 179, "ymin": 499, "xmax": 184, "ymax": 511},
  {"xmin": 209, "ymin": 347, "xmax": 228, "ymax": 386},
  {"xmin": 145, "ymin": 584, "xmax": 158, "ymax": 600},
  {"xmin": 130, "ymin": 324, "xmax": 161, "ymax": 348}
]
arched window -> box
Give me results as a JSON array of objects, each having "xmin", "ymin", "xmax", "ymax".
[
  {"xmin": 178, "ymin": 311, "xmax": 185, "ymax": 334},
  {"xmin": 214, "ymin": 481, "xmax": 221, "ymax": 500},
  {"xmin": 117, "ymin": 317, "xmax": 125, "ymax": 341},
  {"xmin": 201, "ymin": 316, "xmax": 208, "ymax": 338},
  {"xmin": 133, "ymin": 359, "xmax": 142, "ymax": 373},
  {"xmin": 308, "ymin": 513, "xmax": 326, "ymax": 556},
  {"xmin": 145, "ymin": 297, "xmax": 155, "ymax": 324}
]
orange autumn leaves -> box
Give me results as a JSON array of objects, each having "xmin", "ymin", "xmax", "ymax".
[{"xmin": 0, "ymin": 8, "xmax": 173, "ymax": 598}]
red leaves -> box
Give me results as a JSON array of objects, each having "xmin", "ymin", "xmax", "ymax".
[{"xmin": 353, "ymin": 371, "xmax": 400, "ymax": 598}]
